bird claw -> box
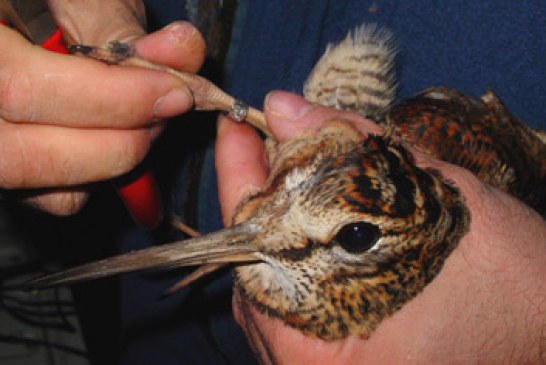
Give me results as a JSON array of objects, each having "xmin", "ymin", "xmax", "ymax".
[{"xmin": 68, "ymin": 41, "xmax": 135, "ymax": 65}]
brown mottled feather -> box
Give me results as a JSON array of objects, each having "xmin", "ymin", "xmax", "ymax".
[{"xmin": 386, "ymin": 87, "xmax": 546, "ymax": 216}]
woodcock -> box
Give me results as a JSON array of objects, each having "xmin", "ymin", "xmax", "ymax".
[{"xmin": 28, "ymin": 25, "xmax": 546, "ymax": 340}]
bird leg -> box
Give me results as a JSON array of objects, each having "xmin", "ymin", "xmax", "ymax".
[
  {"xmin": 168, "ymin": 216, "xmax": 226, "ymax": 294},
  {"xmin": 171, "ymin": 215, "xmax": 201, "ymax": 238},
  {"xmin": 68, "ymin": 41, "xmax": 272, "ymax": 137}
]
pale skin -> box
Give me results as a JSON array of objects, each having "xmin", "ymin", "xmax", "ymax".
[
  {"xmin": 216, "ymin": 91, "xmax": 546, "ymax": 365},
  {"xmin": 0, "ymin": 0, "xmax": 205, "ymax": 214},
  {"xmin": 3, "ymin": 1, "xmax": 545, "ymax": 363}
]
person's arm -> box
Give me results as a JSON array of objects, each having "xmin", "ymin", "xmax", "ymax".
[
  {"xmin": 0, "ymin": 1, "xmax": 205, "ymax": 215},
  {"xmin": 216, "ymin": 91, "xmax": 546, "ymax": 364}
]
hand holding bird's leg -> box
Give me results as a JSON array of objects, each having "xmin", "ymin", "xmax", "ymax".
[
  {"xmin": 0, "ymin": 16, "xmax": 203, "ymax": 215},
  {"xmin": 69, "ymin": 36, "xmax": 270, "ymax": 137},
  {"xmin": 217, "ymin": 91, "xmax": 546, "ymax": 364}
]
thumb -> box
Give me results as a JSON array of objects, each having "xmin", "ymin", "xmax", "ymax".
[
  {"xmin": 133, "ymin": 21, "xmax": 206, "ymax": 73},
  {"xmin": 264, "ymin": 90, "xmax": 383, "ymax": 141}
]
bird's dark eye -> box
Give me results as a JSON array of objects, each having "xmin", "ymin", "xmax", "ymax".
[{"xmin": 335, "ymin": 222, "xmax": 380, "ymax": 254}]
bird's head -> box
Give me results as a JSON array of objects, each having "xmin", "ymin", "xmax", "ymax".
[{"xmin": 231, "ymin": 121, "xmax": 469, "ymax": 339}]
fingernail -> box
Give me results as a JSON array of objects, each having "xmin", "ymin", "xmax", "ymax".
[
  {"xmin": 265, "ymin": 91, "xmax": 313, "ymax": 121},
  {"xmin": 153, "ymin": 88, "xmax": 193, "ymax": 118},
  {"xmin": 165, "ymin": 22, "xmax": 197, "ymax": 42}
]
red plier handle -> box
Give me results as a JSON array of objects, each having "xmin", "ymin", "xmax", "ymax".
[{"xmin": 1, "ymin": 7, "xmax": 163, "ymax": 229}]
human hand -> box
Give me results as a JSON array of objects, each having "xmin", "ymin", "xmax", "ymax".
[
  {"xmin": 0, "ymin": 2, "xmax": 205, "ymax": 215},
  {"xmin": 216, "ymin": 91, "xmax": 546, "ymax": 364}
]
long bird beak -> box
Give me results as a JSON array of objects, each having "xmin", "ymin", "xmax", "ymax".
[{"xmin": 26, "ymin": 222, "xmax": 261, "ymax": 289}]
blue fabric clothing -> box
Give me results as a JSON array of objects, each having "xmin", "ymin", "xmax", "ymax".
[
  {"xmin": 228, "ymin": 1, "xmax": 545, "ymax": 128},
  {"xmin": 119, "ymin": 1, "xmax": 545, "ymax": 364}
]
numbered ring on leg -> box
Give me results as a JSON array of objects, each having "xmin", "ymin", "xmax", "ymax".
[{"xmin": 228, "ymin": 99, "xmax": 249, "ymax": 122}]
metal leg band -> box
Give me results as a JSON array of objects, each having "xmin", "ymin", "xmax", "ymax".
[{"xmin": 228, "ymin": 99, "xmax": 249, "ymax": 122}]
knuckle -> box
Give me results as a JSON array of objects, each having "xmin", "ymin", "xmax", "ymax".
[
  {"xmin": 0, "ymin": 128, "xmax": 66, "ymax": 189},
  {"xmin": 0, "ymin": 70, "xmax": 34, "ymax": 122},
  {"xmin": 0, "ymin": 129, "xmax": 31, "ymax": 188}
]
